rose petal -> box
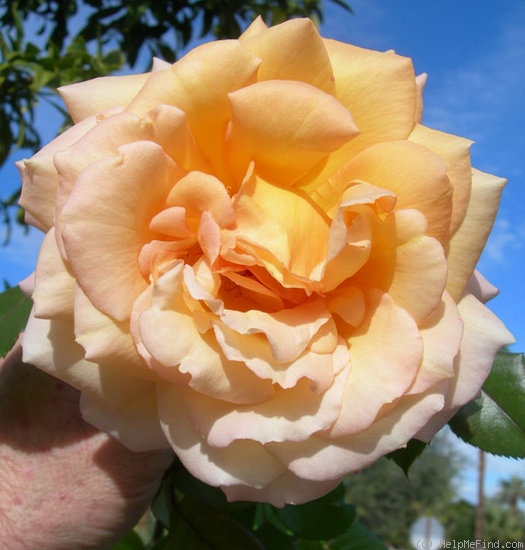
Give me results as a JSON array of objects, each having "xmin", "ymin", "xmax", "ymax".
[
  {"xmin": 330, "ymin": 291, "xmax": 423, "ymax": 436},
  {"xmin": 158, "ymin": 384, "xmax": 286, "ymax": 490},
  {"xmin": 409, "ymin": 123, "xmax": 473, "ymax": 238},
  {"xmin": 22, "ymin": 313, "xmax": 167, "ymax": 451},
  {"xmin": 227, "ymin": 80, "xmax": 357, "ymax": 185},
  {"xmin": 32, "ymin": 228, "xmax": 75, "ymax": 319},
  {"xmin": 269, "ymin": 388, "xmax": 446, "ymax": 481},
  {"xmin": 416, "ymin": 292, "xmax": 514, "ymax": 441},
  {"xmin": 408, "ymin": 292, "xmax": 463, "ymax": 395},
  {"xmin": 300, "ymin": 40, "xmax": 417, "ymax": 189},
  {"xmin": 312, "ymin": 140, "xmax": 453, "ymax": 244},
  {"xmin": 446, "ymin": 169, "xmax": 507, "ymax": 301},
  {"xmin": 128, "ymin": 40, "xmax": 261, "ymax": 183},
  {"xmin": 225, "ymin": 174, "xmax": 330, "ymax": 287},
  {"xmin": 241, "ymin": 18, "xmax": 335, "ymax": 94},
  {"xmin": 184, "ymin": 367, "xmax": 347, "ymax": 447},
  {"xmin": 17, "ymin": 114, "xmax": 99, "ymax": 232},
  {"xmin": 60, "ymin": 142, "xmax": 184, "ymax": 321},
  {"xmin": 58, "ymin": 73, "xmax": 151, "ymax": 123}
]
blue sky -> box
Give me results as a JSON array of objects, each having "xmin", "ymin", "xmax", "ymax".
[{"xmin": 1, "ymin": 0, "xmax": 523, "ymax": 505}]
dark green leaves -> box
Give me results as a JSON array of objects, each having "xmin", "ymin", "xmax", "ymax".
[
  {"xmin": 387, "ymin": 439, "xmax": 427, "ymax": 476},
  {"xmin": 449, "ymin": 352, "xmax": 525, "ymax": 458},
  {"xmin": 0, "ymin": 285, "xmax": 32, "ymax": 357},
  {"xmin": 275, "ymin": 484, "xmax": 356, "ymax": 540},
  {"xmin": 139, "ymin": 459, "xmax": 382, "ymax": 549}
]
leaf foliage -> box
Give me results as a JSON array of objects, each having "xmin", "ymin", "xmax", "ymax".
[
  {"xmin": 449, "ymin": 352, "xmax": 525, "ymax": 458},
  {"xmin": 0, "ymin": 285, "xmax": 32, "ymax": 357}
]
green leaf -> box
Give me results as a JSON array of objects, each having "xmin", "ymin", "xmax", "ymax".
[
  {"xmin": 0, "ymin": 285, "xmax": 32, "ymax": 357},
  {"xmin": 109, "ymin": 529, "xmax": 145, "ymax": 550},
  {"xmin": 276, "ymin": 484, "xmax": 356, "ymax": 541},
  {"xmin": 387, "ymin": 438, "xmax": 427, "ymax": 476},
  {"xmin": 253, "ymin": 522, "xmax": 296, "ymax": 550},
  {"xmin": 167, "ymin": 497, "xmax": 264, "ymax": 550},
  {"xmin": 326, "ymin": 520, "xmax": 387, "ymax": 550},
  {"xmin": 449, "ymin": 352, "xmax": 525, "ymax": 458}
]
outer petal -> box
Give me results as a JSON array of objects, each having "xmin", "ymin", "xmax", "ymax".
[
  {"xmin": 241, "ymin": 18, "xmax": 336, "ymax": 94},
  {"xmin": 223, "ymin": 473, "xmax": 341, "ymax": 507},
  {"xmin": 60, "ymin": 142, "xmax": 184, "ymax": 321},
  {"xmin": 183, "ymin": 368, "xmax": 347, "ymax": 447},
  {"xmin": 269, "ymin": 387, "xmax": 446, "ymax": 482},
  {"xmin": 227, "ymin": 80, "xmax": 357, "ymax": 185},
  {"xmin": 330, "ymin": 291, "xmax": 423, "ymax": 436},
  {"xmin": 58, "ymin": 73, "xmax": 151, "ymax": 123},
  {"xmin": 311, "ymin": 140, "xmax": 453, "ymax": 245},
  {"xmin": 408, "ymin": 292, "xmax": 463, "ymax": 395},
  {"xmin": 157, "ymin": 384, "xmax": 287, "ymax": 493},
  {"xmin": 300, "ymin": 40, "xmax": 417, "ymax": 188},
  {"xmin": 128, "ymin": 40, "xmax": 261, "ymax": 184},
  {"xmin": 409, "ymin": 124, "xmax": 473, "ymax": 237},
  {"xmin": 17, "ymin": 115, "xmax": 99, "ymax": 231},
  {"xmin": 32, "ymin": 227, "xmax": 75, "ymax": 319},
  {"xmin": 73, "ymin": 285, "xmax": 155, "ymax": 381},
  {"xmin": 446, "ymin": 169, "xmax": 507, "ymax": 301},
  {"xmin": 21, "ymin": 313, "xmax": 167, "ymax": 451},
  {"xmin": 416, "ymin": 293, "xmax": 514, "ymax": 440}
]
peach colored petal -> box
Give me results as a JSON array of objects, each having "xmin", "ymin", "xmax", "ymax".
[
  {"xmin": 157, "ymin": 384, "xmax": 286, "ymax": 490},
  {"xmin": 238, "ymin": 15, "xmax": 268, "ymax": 42},
  {"xmin": 213, "ymin": 315, "xmax": 349, "ymax": 392},
  {"xmin": 166, "ymin": 171, "xmax": 235, "ymax": 230},
  {"xmin": 311, "ymin": 140, "xmax": 453, "ymax": 244},
  {"xmin": 21, "ymin": 312, "xmax": 167, "ymax": 451},
  {"xmin": 415, "ymin": 73, "xmax": 427, "ymax": 123},
  {"xmin": 388, "ymin": 233, "xmax": 448, "ymax": 323},
  {"xmin": 184, "ymin": 369, "xmax": 347, "ymax": 447},
  {"xmin": 408, "ymin": 292, "xmax": 463, "ymax": 395},
  {"xmin": 223, "ymin": 474, "xmax": 341, "ymax": 507},
  {"xmin": 446, "ymin": 169, "xmax": 507, "ymax": 301},
  {"xmin": 220, "ymin": 299, "xmax": 330, "ymax": 363},
  {"xmin": 73, "ymin": 286, "xmax": 155, "ymax": 381},
  {"xmin": 54, "ymin": 107, "xmax": 199, "ymax": 225},
  {"xmin": 317, "ymin": 182, "xmax": 397, "ymax": 292},
  {"xmin": 268, "ymin": 388, "xmax": 446, "ymax": 482},
  {"xmin": 328, "ymin": 286, "xmax": 366, "ymax": 327},
  {"xmin": 226, "ymin": 174, "xmax": 330, "ymax": 286},
  {"xmin": 409, "ymin": 124, "xmax": 473, "ymax": 237},
  {"xmin": 17, "ymin": 114, "xmax": 99, "ymax": 232},
  {"xmin": 241, "ymin": 18, "xmax": 335, "ymax": 94},
  {"xmin": 58, "ymin": 73, "xmax": 151, "ymax": 123},
  {"xmin": 32, "ymin": 228, "xmax": 75, "ymax": 320},
  {"xmin": 79, "ymin": 384, "xmax": 167, "ymax": 452},
  {"xmin": 299, "ymin": 40, "xmax": 417, "ymax": 189},
  {"xmin": 416, "ymin": 292, "xmax": 514, "ymax": 441},
  {"xmin": 60, "ymin": 142, "xmax": 184, "ymax": 321},
  {"xmin": 138, "ymin": 264, "xmax": 275, "ymax": 405},
  {"xmin": 330, "ymin": 291, "xmax": 423, "ymax": 437},
  {"xmin": 467, "ymin": 270, "xmax": 499, "ymax": 303},
  {"xmin": 227, "ymin": 80, "xmax": 357, "ymax": 185},
  {"xmin": 128, "ymin": 40, "xmax": 261, "ymax": 183}
]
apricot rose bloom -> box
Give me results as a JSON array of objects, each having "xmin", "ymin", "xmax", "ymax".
[{"xmin": 19, "ymin": 18, "xmax": 513, "ymax": 505}]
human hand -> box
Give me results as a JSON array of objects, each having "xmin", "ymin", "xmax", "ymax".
[{"xmin": 0, "ymin": 339, "xmax": 173, "ymax": 550}]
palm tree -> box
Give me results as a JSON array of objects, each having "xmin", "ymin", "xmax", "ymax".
[{"xmin": 495, "ymin": 476, "xmax": 525, "ymax": 517}]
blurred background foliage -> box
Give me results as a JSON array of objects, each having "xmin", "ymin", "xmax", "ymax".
[{"xmin": 0, "ymin": 0, "xmax": 351, "ymax": 240}]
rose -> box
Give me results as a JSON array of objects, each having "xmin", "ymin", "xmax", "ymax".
[{"xmin": 18, "ymin": 17, "xmax": 513, "ymax": 506}]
